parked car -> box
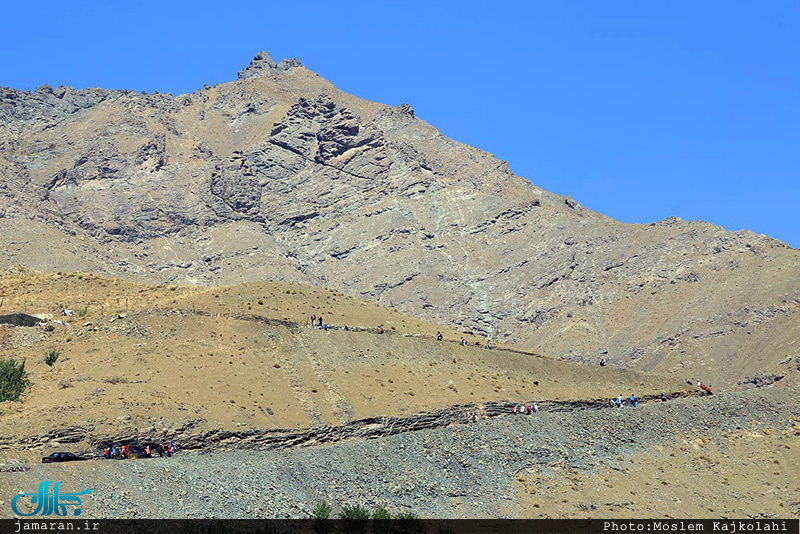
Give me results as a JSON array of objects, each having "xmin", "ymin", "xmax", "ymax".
[{"xmin": 42, "ymin": 452, "xmax": 86, "ymax": 463}]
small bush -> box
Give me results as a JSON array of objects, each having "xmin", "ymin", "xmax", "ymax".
[
  {"xmin": 0, "ymin": 358, "xmax": 30, "ymax": 402},
  {"xmin": 77, "ymin": 307, "xmax": 89, "ymax": 317},
  {"xmin": 58, "ymin": 378, "xmax": 73, "ymax": 389},
  {"xmin": 372, "ymin": 506, "xmax": 393, "ymax": 534},
  {"xmin": 340, "ymin": 504, "xmax": 370, "ymax": 534},
  {"xmin": 312, "ymin": 501, "xmax": 332, "ymax": 520},
  {"xmin": 45, "ymin": 349, "xmax": 60, "ymax": 367},
  {"xmin": 312, "ymin": 501, "xmax": 334, "ymax": 534},
  {"xmin": 372, "ymin": 506, "xmax": 391, "ymax": 520},
  {"xmin": 339, "ymin": 504, "xmax": 370, "ymax": 520}
]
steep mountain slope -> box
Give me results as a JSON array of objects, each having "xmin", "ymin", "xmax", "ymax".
[{"xmin": 1, "ymin": 52, "xmax": 799, "ymax": 388}]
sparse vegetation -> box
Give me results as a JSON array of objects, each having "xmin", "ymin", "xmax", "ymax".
[
  {"xmin": 371, "ymin": 506, "xmax": 391, "ymax": 520},
  {"xmin": 312, "ymin": 501, "xmax": 332, "ymax": 519},
  {"xmin": 45, "ymin": 349, "xmax": 60, "ymax": 367},
  {"xmin": 0, "ymin": 358, "xmax": 30, "ymax": 402},
  {"xmin": 311, "ymin": 502, "xmax": 334, "ymax": 534},
  {"xmin": 339, "ymin": 504, "xmax": 370, "ymax": 520}
]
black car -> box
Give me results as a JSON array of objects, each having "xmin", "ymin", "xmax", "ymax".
[{"xmin": 42, "ymin": 452, "xmax": 86, "ymax": 463}]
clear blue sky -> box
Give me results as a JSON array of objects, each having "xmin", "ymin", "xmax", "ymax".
[{"xmin": 3, "ymin": 1, "xmax": 798, "ymax": 247}]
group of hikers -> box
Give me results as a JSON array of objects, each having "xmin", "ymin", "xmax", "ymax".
[
  {"xmin": 609, "ymin": 394, "xmax": 639, "ymax": 408},
  {"xmin": 687, "ymin": 378, "xmax": 713, "ymax": 395},
  {"xmin": 308, "ymin": 313, "xmax": 328, "ymax": 330},
  {"xmin": 512, "ymin": 403, "xmax": 539, "ymax": 415},
  {"xmin": 308, "ymin": 313, "xmax": 505, "ymax": 351},
  {"xmin": 103, "ymin": 440, "xmax": 175, "ymax": 459}
]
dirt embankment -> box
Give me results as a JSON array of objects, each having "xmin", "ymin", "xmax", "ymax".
[{"xmin": 1, "ymin": 386, "xmax": 796, "ymax": 519}]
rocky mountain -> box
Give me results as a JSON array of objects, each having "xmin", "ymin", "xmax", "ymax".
[{"xmin": 1, "ymin": 52, "xmax": 799, "ymax": 389}]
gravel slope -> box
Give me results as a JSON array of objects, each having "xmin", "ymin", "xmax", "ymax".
[{"xmin": 1, "ymin": 386, "xmax": 797, "ymax": 519}]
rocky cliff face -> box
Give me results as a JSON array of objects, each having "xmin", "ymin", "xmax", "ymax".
[{"xmin": 1, "ymin": 52, "xmax": 799, "ymax": 388}]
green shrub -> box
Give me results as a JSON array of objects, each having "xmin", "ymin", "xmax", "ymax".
[
  {"xmin": 372, "ymin": 506, "xmax": 393, "ymax": 534},
  {"xmin": 340, "ymin": 504, "xmax": 370, "ymax": 534},
  {"xmin": 45, "ymin": 349, "xmax": 60, "ymax": 367},
  {"xmin": 312, "ymin": 501, "xmax": 333, "ymax": 534},
  {"xmin": 312, "ymin": 501, "xmax": 332, "ymax": 520},
  {"xmin": 339, "ymin": 504, "xmax": 370, "ymax": 520},
  {"xmin": 372, "ymin": 506, "xmax": 391, "ymax": 520},
  {"xmin": 0, "ymin": 358, "xmax": 30, "ymax": 402}
]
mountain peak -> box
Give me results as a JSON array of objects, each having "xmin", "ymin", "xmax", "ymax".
[{"xmin": 237, "ymin": 51, "xmax": 302, "ymax": 79}]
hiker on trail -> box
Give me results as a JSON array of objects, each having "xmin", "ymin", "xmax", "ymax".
[
  {"xmin": 706, "ymin": 385, "xmax": 713, "ymax": 395},
  {"xmin": 700, "ymin": 383, "xmax": 707, "ymax": 391},
  {"xmin": 660, "ymin": 392, "xmax": 667, "ymax": 402},
  {"xmin": 170, "ymin": 440, "xmax": 176, "ymax": 455},
  {"xmin": 533, "ymin": 402, "xmax": 539, "ymax": 414},
  {"xmin": 377, "ymin": 325, "xmax": 384, "ymax": 334},
  {"xmin": 600, "ymin": 358, "xmax": 606, "ymax": 367},
  {"xmin": 526, "ymin": 404, "xmax": 532, "ymax": 415},
  {"xmin": 461, "ymin": 337, "xmax": 467, "ymax": 347},
  {"xmin": 156, "ymin": 444, "xmax": 164, "ymax": 457},
  {"xmin": 487, "ymin": 340, "xmax": 493, "ymax": 350},
  {"xmin": 310, "ymin": 313, "xmax": 316, "ymax": 327},
  {"xmin": 616, "ymin": 395, "xmax": 622, "ymax": 408},
  {"xmin": 323, "ymin": 324, "xmax": 329, "ymax": 331},
  {"xmin": 318, "ymin": 316, "xmax": 323, "ymax": 328},
  {"xmin": 629, "ymin": 394, "xmax": 637, "ymax": 407},
  {"xmin": 512, "ymin": 405, "xmax": 518, "ymax": 414},
  {"xmin": 437, "ymin": 331, "xmax": 443, "ymax": 341},
  {"xmin": 145, "ymin": 445, "xmax": 151, "ymax": 456},
  {"xmin": 687, "ymin": 378, "xmax": 693, "ymax": 385}
]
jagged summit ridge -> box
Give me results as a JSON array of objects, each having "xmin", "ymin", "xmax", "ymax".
[{"xmin": 237, "ymin": 51, "xmax": 302, "ymax": 79}]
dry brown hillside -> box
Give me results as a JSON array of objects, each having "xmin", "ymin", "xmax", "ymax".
[
  {"xmin": 1, "ymin": 52, "xmax": 798, "ymax": 390},
  {"xmin": 0, "ymin": 269, "xmax": 690, "ymax": 461}
]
